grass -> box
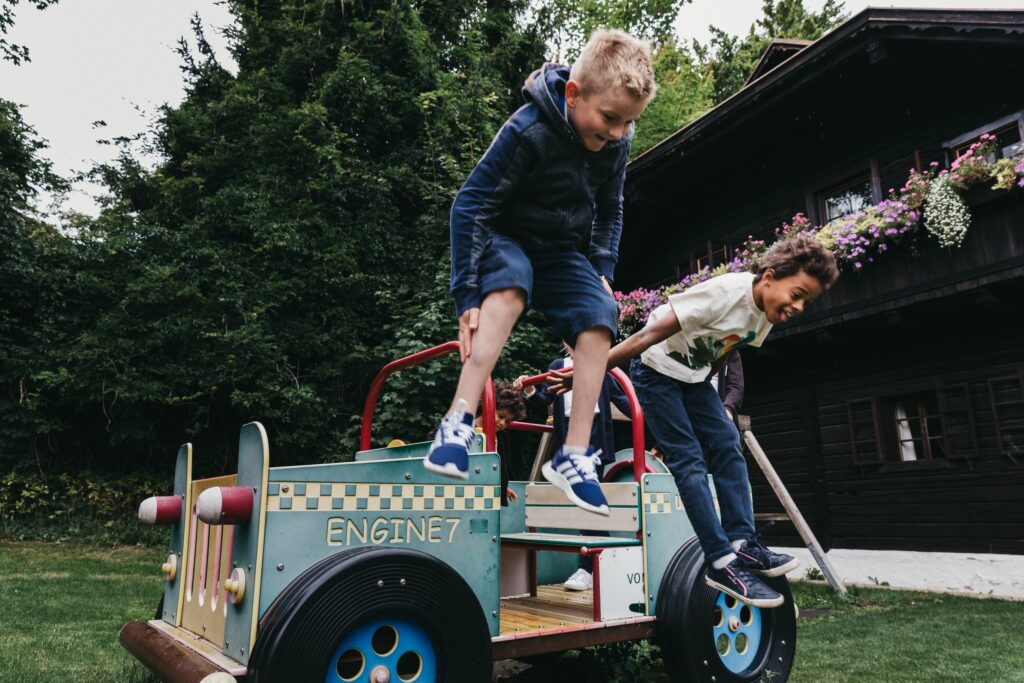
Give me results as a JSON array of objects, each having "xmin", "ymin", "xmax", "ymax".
[
  {"xmin": 1, "ymin": 541, "xmax": 1022, "ymax": 682},
  {"xmin": 0, "ymin": 541, "xmax": 162, "ymax": 683},
  {"xmin": 788, "ymin": 582, "xmax": 1024, "ymax": 682}
]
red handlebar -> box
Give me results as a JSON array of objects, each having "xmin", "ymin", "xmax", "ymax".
[
  {"xmin": 510, "ymin": 367, "xmax": 647, "ymax": 483},
  {"xmin": 359, "ymin": 342, "xmax": 496, "ymax": 451},
  {"xmin": 359, "ymin": 342, "xmax": 648, "ymax": 484}
]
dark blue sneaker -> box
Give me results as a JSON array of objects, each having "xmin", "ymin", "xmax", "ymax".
[
  {"xmin": 736, "ymin": 523, "xmax": 800, "ymax": 577},
  {"xmin": 705, "ymin": 558, "xmax": 784, "ymax": 608},
  {"xmin": 541, "ymin": 446, "xmax": 609, "ymax": 515},
  {"xmin": 423, "ymin": 400, "xmax": 474, "ymax": 480}
]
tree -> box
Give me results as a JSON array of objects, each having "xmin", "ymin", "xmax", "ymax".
[
  {"xmin": 536, "ymin": 0, "xmax": 692, "ymax": 61},
  {"xmin": 697, "ymin": 0, "xmax": 847, "ymax": 104},
  {"xmin": 630, "ymin": 37, "xmax": 711, "ymax": 155},
  {"xmin": 0, "ymin": 0, "xmax": 58, "ymax": 65},
  {"xmin": 38, "ymin": 0, "xmax": 561, "ymax": 473}
]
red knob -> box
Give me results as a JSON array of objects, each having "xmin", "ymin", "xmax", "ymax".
[
  {"xmin": 138, "ymin": 495, "xmax": 183, "ymax": 525},
  {"xmin": 196, "ymin": 486, "xmax": 254, "ymax": 524}
]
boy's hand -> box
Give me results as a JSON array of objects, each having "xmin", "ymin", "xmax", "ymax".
[
  {"xmin": 600, "ymin": 275, "xmax": 614, "ymax": 296},
  {"xmin": 506, "ymin": 488, "xmax": 518, "ymax": 503},
  {"xmin": 512, "ymin": 375, "xmax": 530, "ymax": 392},
  {"xmin": 458, "ymin": 307, "xmax": 480, "ymax": 362},
  {"xmin": 548, "ymin": 368, "xmax": 574, "ymax": 396}
]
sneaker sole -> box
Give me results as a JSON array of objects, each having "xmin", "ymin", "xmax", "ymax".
[
  {"xmin": 562, "ymin": 582, "xmax": 590, "ymax": 591},
  {"xmin": 752, "ymin": 557, "xmax": 800, "ymax": 578},
  {"xmin": 704, "ymin": 576, "xmax": 784, "ymax": 608},
  {"xmin": 422, "ymin": 457, "xmax": 469, "ymax": 480},
  {"xmin": 541, "ymin": 462, "xmax": 610, "ymax": 516}
]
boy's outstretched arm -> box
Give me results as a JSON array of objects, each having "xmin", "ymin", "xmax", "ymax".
[
  {"xmin": 550, "ymin": 311, "xmax": 681, "ymax": 394},
  {"xmin": 606, "ymin": 309, "xmax": 681, "ymax": 368}
]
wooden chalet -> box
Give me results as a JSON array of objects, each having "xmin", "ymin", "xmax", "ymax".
[{"xmin": 619, "ymin": 8, "xmax": 1024, "ymax": 554}]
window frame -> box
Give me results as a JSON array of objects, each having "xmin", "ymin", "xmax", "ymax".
[
  {"xmin": 943, "ymin": 110, "xmax": 1024, "ymax": 159},
  {"xmin": 816, "ymin": 173, "xmax": 875, "ymax": 224},
  {"xmin": 988, "ymin": 369, "xmax": 1024, "ymax": 460},
  {"xmin": 847, "ymin": 382, "xmax": 978, "ymax": 466},
  {"xmin": 847, "ymin": 398, "xmax": 882, "ymax": 465}
]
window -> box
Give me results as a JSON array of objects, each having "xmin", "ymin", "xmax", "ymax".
[
  {"xmin": 954, "ymin": 123, "xmax": 1023, "ymax": 162},
  {"xmin": 878, "ymin": 392, "xmax": 945, "ymax": 462},
  {"xmin": 694, "ymin": 243, "xmax": 729, "ymax": 271},
  {"xmin": 989, "ymin": 372, "xmax": 1024, "ymax": 458},
  {"xmin": 847, "ymin": 386, "xmax": 977, "ymax": 465},
  {"xmin": 945, "ymin": 112, "xmax": 1024, "ymax": 164},
  {"xmin": 818, "ymin": 175, "xmax": 873, "ymax": 223},
  {"xmin": 847, "ymin": 399, "xmax": 880, "ymax": 464},
  {"xmin": 937, "ymin": 384, "xmax": 977, "ymax": 460}
]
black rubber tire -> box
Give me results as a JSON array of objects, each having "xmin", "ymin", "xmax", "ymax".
[
  {"xmin": 248, "ymin": 546, "xmax": 493, "ymax": 682},
  {"xmin": 656, "ymin": 538, "xmax": 797, "ymax": 682}
]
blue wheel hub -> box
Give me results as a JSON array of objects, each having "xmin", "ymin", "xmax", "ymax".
[
  {"xmin": 712, "ymin": 592, "xmax": 763, "ymax": 675},
  {"xmin": 326, "ymin": 615, "xmax": 438, "ymax": 683}
]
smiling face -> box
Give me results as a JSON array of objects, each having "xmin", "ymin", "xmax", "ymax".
[
  {"xmin": 564, "ymin": 81, "xmax": 648, "ymax": 152},
  {"xmin": 754, "ymin": 269, "xmax": 824, "ymax": 324}
]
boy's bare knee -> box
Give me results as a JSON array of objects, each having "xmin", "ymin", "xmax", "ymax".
[
  {"xmin": 576, "ymin": 325, "xmax": 613, "ymax": 345},
  {"xmin": 485, "ymin": 287, "xmax": 526, "ymax": 312}
]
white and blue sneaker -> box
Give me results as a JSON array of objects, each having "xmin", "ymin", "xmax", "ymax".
[
  {"xmin": 542, "ymin": 446, "xmax": 609, "ymax": 515},
  {"xmin": 423, "ymin": 399, "xmax": 475, "ymax": 480}
]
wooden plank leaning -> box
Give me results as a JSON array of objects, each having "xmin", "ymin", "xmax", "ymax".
[{"xmin": 738, "ymin": 415, "xmax": 847, "ymax": 596}]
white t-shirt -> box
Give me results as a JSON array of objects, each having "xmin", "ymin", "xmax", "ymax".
[{"xmin": 640, "ymin": 272, "xmax": 772, "ymax": 384}]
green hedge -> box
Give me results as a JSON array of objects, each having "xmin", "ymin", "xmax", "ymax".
[{"xmin": 0, "ymin": 469, "xmax": 170, "ymax": 546}]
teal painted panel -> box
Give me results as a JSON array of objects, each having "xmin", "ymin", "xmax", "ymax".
[
  {"xmin": 161, "ymin": 444, "xmax": 191, "ymax": 624},
  {"xmin": 355, "ymin": 434, "xmax": 485, "ymax": 462},
  {"xmin": 262, "ymin": 451, "xmax": 502, "ymax": 637},
  {"xmin": 641, "ymin": 473, "xmax": 698, "ymax": 616},
  {"xmin": 223, "ymin": 423, "xmax": 270, "ymax": 666}
]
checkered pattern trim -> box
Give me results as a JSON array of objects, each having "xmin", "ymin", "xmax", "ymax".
[
  {"xmin": 643, "ymin": 491, "xmax": 720, "ymax": 514},
  {"xmin": 643, "ymin": 492, "xmax": 680, "ymax": 515},
  {"xmin": 266, "ymin": 482, "xmax": 501, "ymax": 513}
]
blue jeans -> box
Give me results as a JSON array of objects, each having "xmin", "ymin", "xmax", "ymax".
[{"xmin": 630, "ymin": 359, "xmax": 755, "ymax": 562}]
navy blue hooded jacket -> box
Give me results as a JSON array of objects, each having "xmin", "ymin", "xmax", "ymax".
[{"xmin": 449, "ymin": 63, "xmax": 631, "ymax": 316}]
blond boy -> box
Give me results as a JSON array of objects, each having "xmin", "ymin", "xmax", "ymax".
[{"xmin": 425, "ymin": 30, "xmax": 655, "ymax": 515}]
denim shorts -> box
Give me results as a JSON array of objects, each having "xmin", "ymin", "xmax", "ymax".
[{"xmin": 478, "ymin": 232, "xmax": 619, "ymax": 343}]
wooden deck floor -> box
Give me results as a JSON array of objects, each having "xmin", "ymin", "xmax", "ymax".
[{"xmin": 499, "ymin": 585, "xmax": 594, "ymax": 635}]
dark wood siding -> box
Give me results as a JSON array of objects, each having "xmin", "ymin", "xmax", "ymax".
[{"xmin": 744, "ymin": 314, "xmax": 1024, "ymax": 554}]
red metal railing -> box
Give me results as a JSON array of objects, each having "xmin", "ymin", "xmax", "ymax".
[
  {"xmin": 513, "ymin": 367, "xmax": 647, "ymax": 483},
  {"xmin": 360, "ymin": 341, "xmax": 496, "ymax": 451},
  {"xmin": 360, "ymin": 342, "xmax": 648, "ymax": 483}
]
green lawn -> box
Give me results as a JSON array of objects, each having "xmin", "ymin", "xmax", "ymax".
[
  {"xmin": 1, "ymin": 541, "xmax": 1022, "ymax": 682},
  {"xmin": 0, "ymin": 541, "xmax": 162, "ymax": 683}
]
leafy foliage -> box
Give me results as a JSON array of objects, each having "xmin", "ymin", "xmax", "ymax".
[
  {"xmin": 537, "ymin": 0, "xmax": 691, "ymax": 61},
  {"xmin": 630, "ymin": 37, "xmax": 711, "ymax": 155},
  {"xmin": 2, "ymin": 0, "xmax": 565, "ymax": 483},
  {"xmin": 696, "ymin": 0, "xmax": 847, "ymax": 104},
  {"xmin": 2, "ymin": 0, "xmax": 854, "ymax": 506},
  {"xmin": 0, "ymin": 0, "xmax": 59, "ymax": 65}
]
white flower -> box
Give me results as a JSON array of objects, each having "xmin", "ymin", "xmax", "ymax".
[{"xmin": 923, "ymin": 176, "xmax": 970, "ymax": 248}]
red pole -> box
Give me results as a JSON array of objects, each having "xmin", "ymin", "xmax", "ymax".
[
  {"xmin": 360, "ymin": 341, "xmax": 499, "ymax": 452},
  {"xmin": 481, "ymin": 377, "xmax": 496, "ymax": 452},
  {"xmin": 511, "ymin": 368, "xmax": 647, "ymax": 483}
]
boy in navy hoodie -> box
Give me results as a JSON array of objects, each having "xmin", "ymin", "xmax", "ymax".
[{"xmin": 424, "ymin": 29, "xmax": 656, "ymax": 515}]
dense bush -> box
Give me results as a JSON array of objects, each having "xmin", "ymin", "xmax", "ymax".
[{"xmin": 0, "ymin": 469, "xmax": 168, "ymax": 545}]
